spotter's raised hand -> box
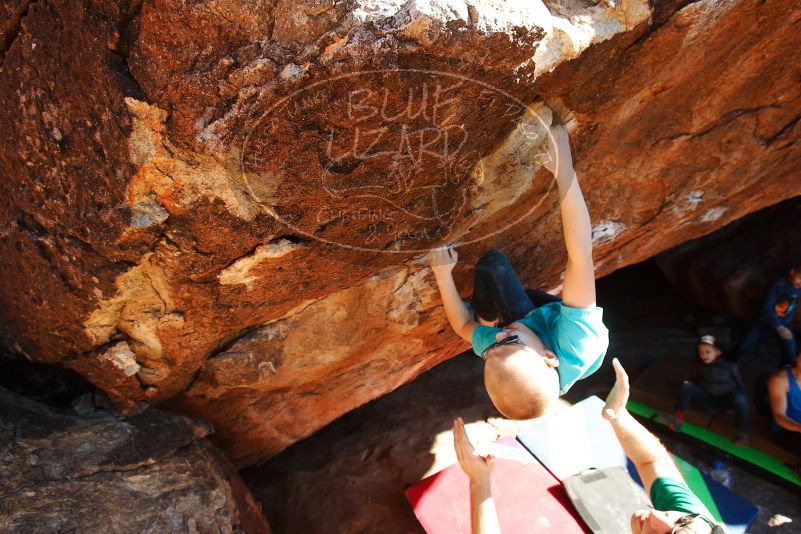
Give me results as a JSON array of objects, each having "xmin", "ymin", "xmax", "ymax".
[
  {"xmin": 453, "ymin": 417, "xmax": 494, "ymax": 484},
  {"xmin": 602, "ymin": 358, "xmax": 630, "ymax": 421}
]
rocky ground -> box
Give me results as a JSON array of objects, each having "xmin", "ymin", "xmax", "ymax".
[
  {"xmin": 0, "ymin": 387, "xmax": 270, "ymax": 533},
  {"xmin": 244, "ymin": 260, "xmax": 801, "ymax": 533}
]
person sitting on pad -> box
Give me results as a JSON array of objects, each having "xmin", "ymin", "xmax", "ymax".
[
  {"xmin": 430, "ymin": 117, "xmax": 609, "ymax": 420},
  {"xmin": 659, "ymin": 335, "xmax": 749, "ymax": 447},
  {"xmin": 452, "ymin": 358, "xmax": 725, "ymax": 534}
]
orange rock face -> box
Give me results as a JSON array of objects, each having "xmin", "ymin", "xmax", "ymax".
[{"xmin": 0, "ymin": 0, "xmax": 800, "ymax": 465}]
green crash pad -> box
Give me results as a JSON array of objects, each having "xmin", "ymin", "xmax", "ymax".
[{"xmin": 628, "ymin": 400, "xmax": 801, "ymax": 488}]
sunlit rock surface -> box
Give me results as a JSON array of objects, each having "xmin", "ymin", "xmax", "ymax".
[{"xmin": 0, "ymin": 0, "xmax": 799, "ymax": 465}]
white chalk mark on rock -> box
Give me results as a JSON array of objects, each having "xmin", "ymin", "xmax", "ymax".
[
  {"xmin": 591, "ymin": 220, "xmax": 626, "ymax": 245},
  {"xmin": 686, "ymin": 190, "xmax": 704, "ymax": 205},
  {"xmin": 699, "ymin": 207, "xmax": 727, "ymax": 223},
  {"xmin": 98, "ymin": 341, "xmax": 141, "ymax": 377},
  {"xmin": 131, "ymin": 196, "xmax": 170, "ymax": 228},
  {"xmin": 219, "ymin": 239, "xmax": 304, "ymax": 289}
]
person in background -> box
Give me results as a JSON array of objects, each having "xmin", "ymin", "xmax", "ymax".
[
  {"xmin": 767, "ymin": 352, "xmax": 801, "ymax": 461},
  {"xmin": 730, "ymin": 266, "xmax": 801, "ymax": 368},
  {"xmin": 659, "ymin": 335, "xmax": 749, "ymax": 447},
  {"xmin": 452, "ymin": 358, "xmax": 724, "ymax": 534}
]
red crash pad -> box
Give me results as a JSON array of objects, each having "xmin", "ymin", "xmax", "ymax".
[{"xmin": 405, "ymin": 437, "xmax": 588, "ymax": 533}]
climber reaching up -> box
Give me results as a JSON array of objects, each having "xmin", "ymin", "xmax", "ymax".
[{"xmin": 429, "ymin": 114, "xmax": 609, "ymax": 420}]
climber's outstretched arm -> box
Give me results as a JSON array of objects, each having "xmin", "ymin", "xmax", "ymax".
[
  {"xmin": 430, "ymin": 245, "xmax": 477, "ymax": 342},
  {"xmin": 602, "ymin": 358, "xmax": 682, "ymax": 494},
  {"xmin": 546, "ymin": 122, "xmax": 596, "ymax": 309}
]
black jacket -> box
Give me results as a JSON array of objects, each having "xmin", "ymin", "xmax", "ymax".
[{"xmin": 695, "ymin": 357, "xmax": 743, "ymax": 397}]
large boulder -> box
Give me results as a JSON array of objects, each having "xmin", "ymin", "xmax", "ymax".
[
  {"xmin": 0, "ymin": 0, "xmax": 800, "ymax": 465},
  {"xmin": 0, "ymin": 387, "xmax": 270, "ymax": 533}
]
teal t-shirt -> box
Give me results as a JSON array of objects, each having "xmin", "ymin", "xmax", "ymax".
[
  {"xmin": 650, "ymin": 477, "xmax": 716, "ymax": 527},
  {"xmin": 470, "ymin": 302, "xmax": 609, "ymax": 395}
]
